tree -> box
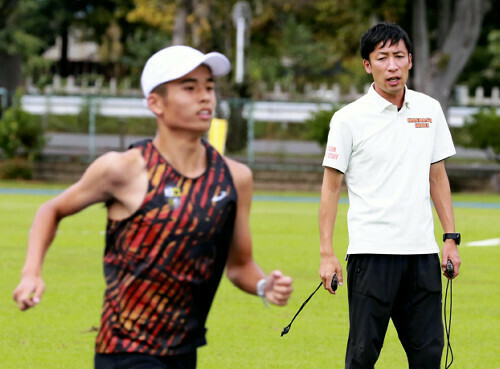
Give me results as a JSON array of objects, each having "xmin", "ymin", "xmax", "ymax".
[
  {"xmin": 411, "ymin": 0, "xmax": 491, "ymax": 114},
  {"xmin": 249, "ymin": 0, "xmax": 373, "ymax": 91},
  {"xmin": 36, "ymin": 0, "xmax": 133, "ymax": 78},
  {"xmin": 0, "ymin": 0, "xmax": 135, "ymax": 95},
  {"xmin": 0, "ymin": 0, "xmax": 29, "ymax": 101},
  {"xmin": 0, "ymin": 92, "xmax": 45, "ymax": 160},
  {"xmin": 304, "ymin": 106, "xmax": 340, "ymax": 147},
  {"xmin": 457, "ymin": 108, "xmax": 500, "ymax": 163},
  {"xmin": 127, "ymin": 0, "xmax": 225, "ymax": 50},
  {"xmin": 0, "ymin": 0, "xmax": 18, "ymax": 29},
  {"xmin": 455, "ymin": 0, "xmax": 500, "ymax": 94}
]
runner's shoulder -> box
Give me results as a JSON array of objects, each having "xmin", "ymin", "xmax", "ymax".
[
  {"xmin": 223, "ymin": 157, "xmax": 253, "ymax": 193},
  {"xmin": 92, "ymin": 149, "xmax": 146, "ymax": 185}
]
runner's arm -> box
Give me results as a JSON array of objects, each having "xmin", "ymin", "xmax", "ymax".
[
  {"xmin": 12, "ymin": 151, "xmax": 136, "ymax": 310},
  {"xmin": 224, "ymin": 158, "xmax": 293, "ymax": 306}
]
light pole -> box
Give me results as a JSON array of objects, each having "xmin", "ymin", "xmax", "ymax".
[
  {"xmin": 232, "ymin": 1, "xmax": 252, "ymax": 85},
  {"xmin": 227, "ymin": 1, "xmax": 253, "ymax": 154}
]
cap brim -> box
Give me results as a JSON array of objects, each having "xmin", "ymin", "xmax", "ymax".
[{"xmin": 198, "ymin": 52, "xmax": 231, "ymax": 77}]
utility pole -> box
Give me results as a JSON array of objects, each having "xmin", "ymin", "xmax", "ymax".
[
  {"xmin": 228, "ymin": 1, "xmax": 252, "ymax": 153},
  {"xmin": 232, "ymin": 1, "xmax": 252, "ymax": 85}
]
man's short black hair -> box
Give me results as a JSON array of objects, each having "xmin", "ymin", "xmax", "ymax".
[
  {"xmin": 360, "ymin": 23, "xmax": 412, "ymax": 61},
  {"xmin": 151, "ymin": 82, "xmax": 167, "ymax": 97}
]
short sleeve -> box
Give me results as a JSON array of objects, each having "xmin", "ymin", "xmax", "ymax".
[
  {"xmin": 322, "ymin": 112, "xmax": 352, "ymax": 173},
  {"xmin": 431, "ymin": 103, "xmax": 456, "ymax": 163}
]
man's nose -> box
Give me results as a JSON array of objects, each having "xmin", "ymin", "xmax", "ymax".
[
  {"xmin": 200, "ymin": 88, "xmax": 213, "ymax": 102},
  {"xmin": 387, "ymin": 57, "xmax": 398, "ymax": 71}
]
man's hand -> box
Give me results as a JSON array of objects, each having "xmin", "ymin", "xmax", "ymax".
[
  {"xmin": 320, "ymin": 254, "xmax": 343, "ymax": 294},
  {"xmin": 264, "ymin": 270, "xmax": 293, "ymax": 306},
  {"xmin": 13, "ymin": 275, "xmax": 45, "ymax": 311},
  {"xmin": 442, "ymin": 241, "xmax": 461, "ymax": 279}
]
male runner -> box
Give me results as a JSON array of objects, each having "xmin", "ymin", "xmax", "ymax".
[{"xmin": 14, "ymin": 45, "xmax": 293, "ymax": 369}]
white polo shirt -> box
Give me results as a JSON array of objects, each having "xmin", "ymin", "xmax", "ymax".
[{"xmin": 323, "ymin": 85, "xmax": 456, "ymax": 255}]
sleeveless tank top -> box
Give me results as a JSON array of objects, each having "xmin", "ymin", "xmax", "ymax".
[{"xmin": 95, "ymin": 139, "xmax": 237, "ymax": 355}]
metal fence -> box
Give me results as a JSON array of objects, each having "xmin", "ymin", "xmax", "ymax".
[
  {"xmin": 19, "ymin": 94, "xmax": 499, "ymax": 162},
  {"xmin": 2, "ymin": 91, "xmax": 498, "ymax": 191}
]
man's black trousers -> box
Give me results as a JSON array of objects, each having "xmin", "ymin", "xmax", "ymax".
[{"xmin": 345, "ymin": 254, "xmax": 444, "ymax": 369}]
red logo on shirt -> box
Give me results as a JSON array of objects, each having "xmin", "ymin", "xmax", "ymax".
[
  {"xmin": 408, "ymin": 118, "xmax": 431, "ymax": 128},
  {"xmin": 326, "ymin": 146, "xmax": 339, "ymax": 160}
]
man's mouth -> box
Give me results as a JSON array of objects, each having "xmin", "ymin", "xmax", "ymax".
[
  {"xmin": 198, "ymin": 109, "xmax": 212, "ymax": 119},
  {"xmin": 387, "ymin": 77, "xmax": 400, "ymax": 85}
]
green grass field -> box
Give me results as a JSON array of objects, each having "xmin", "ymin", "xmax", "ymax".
[{"xmin": 1, "ymin": 180, "xmax": 499, "ymax": 368}]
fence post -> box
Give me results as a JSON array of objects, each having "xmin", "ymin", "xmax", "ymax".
[
  {"xmin": 42, "ymin": 93, "xmax": 51, "ymax": 131},
  {"xmin": 88, "ymin": 96, "xmax": 96, "ymax": 161},
  {"xmin": 119, "ymin": 117, "xmax": 126, "ymax": 151},
  {"xmin": 246, "ymin": 100, "xmax": 255, "ymax": 167},
  {"xmin": 0, "ymin": 87, "xmax": 7, "ymax": 118}
]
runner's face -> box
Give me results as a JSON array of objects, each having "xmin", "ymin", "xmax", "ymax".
[
  {"xmin": 363, "ymin": 40, "xmax": 412, "ymax": 106},
  {"xmin": 161, "ymin": 65, "xmax": 216, "ymax": 133}
]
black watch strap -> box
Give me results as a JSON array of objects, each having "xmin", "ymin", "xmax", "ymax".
[{"xmin": 443, "ymin": 232, "xmax": 461, "ymax": 245}]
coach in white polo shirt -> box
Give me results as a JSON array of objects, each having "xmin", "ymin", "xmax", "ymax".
[{"xmin": 319, "ymin": 23, "xmax": 461, "ymax": 369}]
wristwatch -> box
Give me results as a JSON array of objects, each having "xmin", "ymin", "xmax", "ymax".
[{"xmin": 443, "ymin": 233, "xmax": 461, "ymax": 245}]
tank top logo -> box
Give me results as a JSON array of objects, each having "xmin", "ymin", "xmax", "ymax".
[{"xmin": 164, "ymin": 186, "xmax": 182, "ymax": 209}]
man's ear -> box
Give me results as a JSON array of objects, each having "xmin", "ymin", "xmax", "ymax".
[
  {"xmin": 363, "ymin": 59, "xmax": 372, "ymax": 74},
  {"xmin": 408, "ymin": 53, "xmax": 413, "ymax": 70},
  {"xmin": 147, "ymin": 93, "xmax": 164, "ymax": 116}
]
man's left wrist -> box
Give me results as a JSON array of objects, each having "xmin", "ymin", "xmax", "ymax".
[{"xmin": 443, "ymin": 232, "xmax": 461, "ymax": 245}]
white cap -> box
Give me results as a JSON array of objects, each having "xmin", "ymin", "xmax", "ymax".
[{"xmin": 140, "ymin": 45, "xmax": 231, "ymax": 98}]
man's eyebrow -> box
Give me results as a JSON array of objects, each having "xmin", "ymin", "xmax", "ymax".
[
  {"xmin": 375, "ymin": 49, "xmax": 406, "ymax": 55},
  {"xmin": 178, "ymin": 77, "xmax": 215, "ymax": 84}
]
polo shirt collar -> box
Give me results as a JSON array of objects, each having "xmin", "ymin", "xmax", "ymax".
[{"xmin": 367, "ymin": 83, "xmax": 411, "ymax": 112}]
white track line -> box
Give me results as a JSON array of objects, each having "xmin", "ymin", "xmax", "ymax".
[{"xmin": 464, "ymin": 238, "xmax": 500, "ymax": 247}]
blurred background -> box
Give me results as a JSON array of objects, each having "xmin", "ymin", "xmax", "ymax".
[{"xmin": 0, "ymin": 0, "xmax": 498, "ymax": 192}]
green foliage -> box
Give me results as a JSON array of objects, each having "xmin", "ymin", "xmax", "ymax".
[
  {"xmin": 304, "ymin": 107, "xmax": 339, "ymax": 146},
  {"xmin": 1, "ymin": 0, "xmax": 494, "ymax": 100},
  {"xmin": 23, "ymin": 55, "xmax": 53, "ymax": 90},
  {"xmin": 461, "ymin": 108, "xmax": 500, "ymax": 162},
  {"xmin": 0, "ymin": 158, "xmax": 34, "ymax": 180},
  {"xmin": 457, "ymin": 27, "xmax": 500, "ymax": 91},
  {"xmin": 249, "ymin": 1, "xmax": 372, "ymax": 89},
  {"xmin": 121, "ymin": 27, "xmax": 172, "ymax": 88},
  {"xmin": 437, "ymin": 53, "xmax": 451, "ymax": 70},
  {"xmin": 0, "ymin": 0, "xmax": 47, "ymax": 56},
  {"xmin": 36, "ymin": 112, "xmax": 157, "ymax": 136},
  {"xmin": 253, "ymin": 121, "xmax": 308, "ymax": 140},
  {"xmin": 335, "ymin": 56, "xmax": 372, "ymax": 94},
  {"xmin": 487, "ymin": 30, "xmax": 500, "ymax": 79},
  {"xmin": 0, "ymin": 94, "xmax": 45, "ymax": 160}
]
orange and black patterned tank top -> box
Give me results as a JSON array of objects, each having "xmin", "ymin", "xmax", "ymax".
[{"xmin": 95, "ymin": 139, "xmax": 237, "ymax": 356}]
